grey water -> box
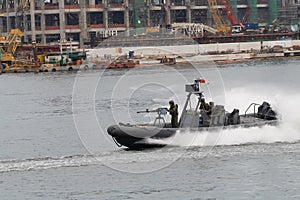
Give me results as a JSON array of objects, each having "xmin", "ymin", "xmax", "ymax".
[{"xmin": 1, "ymin": 58, "xmax": 300, "ymax": 199}]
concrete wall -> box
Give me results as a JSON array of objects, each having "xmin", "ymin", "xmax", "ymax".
[
  {"xmin": 88, "ymin": 40, "xmax": 300, "ymax": 59},
  {"xmin": 86, "ymin": 40, "xmax": 300, "ymax": 62}
]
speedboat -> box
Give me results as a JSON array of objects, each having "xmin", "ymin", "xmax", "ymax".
[{"xmin": 107, "ymin": 79, "xmax": 278, "ymax": 149}]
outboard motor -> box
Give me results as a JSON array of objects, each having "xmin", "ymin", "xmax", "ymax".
[
  {"xmin": 258, "ymin": 102, "xmax": 277, "ymax": 120},
  {"xmin": 227, "ymin": 109, "xmax": 240, "ymax": 125}
]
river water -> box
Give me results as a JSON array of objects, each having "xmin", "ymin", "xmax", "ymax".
[{"xmin": 1, "ymin": 58, "xmax": 300, "ymax": 199}]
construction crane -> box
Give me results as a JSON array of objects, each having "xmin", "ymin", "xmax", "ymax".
[
  {"xmin": 218, "ymin": 0, "xmax": 238, "ymax": 26},
  {"xmin": 0, "ymin": 29, "xmax": 23, "ymax": 62},
  {"xmin": 236, "ymin": 6, "xmax": 252, "ymax": 31},
  {"xmin": 18, "ymin": 0, "xmax": 30, "ymax": 10},
  {"xmin": 220, "ymin": 0, "xmax": 244, "ymax": 33},
  {"xmin": 241, "ymin": 6, "xmax": 252, "ymax": 24},
  {"xmin": 207, "ymin": 0, "xmax": 230, "ymax": 33}
]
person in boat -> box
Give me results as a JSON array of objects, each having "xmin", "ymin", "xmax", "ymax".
[
  {"xmin": 200, "ymin": 98, "xmax": 210, "ymax": 112},
  {"xmin": 207, "ymin": 101, "xmax": 214, "ymax": 117},
  {"xmin": 167, "ymin": 100, "xmax": 179, "ymax": 128},
  {"xmin": 199, "ymin": 99, "xmax": 212, "ymax": 126}
]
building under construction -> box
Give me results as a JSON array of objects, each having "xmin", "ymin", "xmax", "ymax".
[{"xmin": 0, "ymin": 0, "xmax": 299, "ymax": 47}]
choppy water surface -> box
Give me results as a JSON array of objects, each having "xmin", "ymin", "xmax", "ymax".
[{"xmin": 0, "ymin": 58, "xmax": 300, "ymax": 199}]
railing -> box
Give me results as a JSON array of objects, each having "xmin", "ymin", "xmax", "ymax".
[{"xmin": 244, "ymin": 103, "xmax": 260, "ymax": 116}]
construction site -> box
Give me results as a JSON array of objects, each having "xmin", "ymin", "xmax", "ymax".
[
  {"xmin": 0, "ymin": 0, "xmax": 299, "ymax": 46},
  {"xmin": 0, "ymin": 0, "xmax": 300, "ymax": 73}
]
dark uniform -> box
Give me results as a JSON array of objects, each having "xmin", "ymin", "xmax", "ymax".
[
  {"xmin": 207, "ymin": 102, "xmax": 214, "ymax": 117},
  {"xmin": 168, "ymin": 101, "xmax": 179, "ymax": 128},
  {"xmin": 200, "ymin": 99, "xmax": 210, "ymax": 111},
  {"xmin": 199, "ymin": 99, "xmax": 211, "ymax": 126}
]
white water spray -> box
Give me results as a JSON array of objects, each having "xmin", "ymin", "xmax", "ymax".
[{"xmin": 162, "ymin": 84, "xmax": 300, "ymax": 147}]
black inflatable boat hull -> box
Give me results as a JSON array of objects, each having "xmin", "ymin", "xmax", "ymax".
[{"xmin": 107, "ymin": 117, "xmax": 278, "ymax": 149}]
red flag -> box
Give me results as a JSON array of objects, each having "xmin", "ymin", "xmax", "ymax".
[{"xmin": 199, "ymin": 79, "xmax": 206, "ymax": 84}]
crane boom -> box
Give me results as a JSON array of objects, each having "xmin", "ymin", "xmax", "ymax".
[
  {"xmin": 208, "ymin": 0, "xmax": 230, "ymax": 32},
  {"xmin": 17, "ymin": 0, "xmax": 30, "ymax": 11},
  {"xmin": 6, "ymin": 29, "xmax": 23, "ymax": 54},
  {"xmin": 0, "ymin": 29, "xmax": 23, "ymax": 62},
  {"xmin": 241, "ymin": 6, "xmax": 252, "ymax": 24},
  {"xmin": 218, "ymin": 0, "xmax": 237, "ymax": 25}
]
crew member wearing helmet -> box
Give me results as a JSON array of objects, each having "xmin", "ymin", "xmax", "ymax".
[
  {"xmin": 200, "ymin": 98, "xmax": 210, "ymax": 112},
  {"xmin": 167, "ymin": 100, "xmax": 179, "ymax": 128}
]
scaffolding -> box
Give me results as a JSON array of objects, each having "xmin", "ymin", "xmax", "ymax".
[{"xmin": 278, "ymin": 1, "xmax": 298, "ymax": 26}]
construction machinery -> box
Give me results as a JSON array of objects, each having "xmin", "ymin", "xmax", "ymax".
[
  {"xmin": 171, "ymin": 23, "xmax": 218, "ymax": 36},
  {"xmin": 241, "ymin": 6, "xmax": 252, "ymax": 25},
  {"xmin": 208, "ymin": 0, "xmax": 231, "ymax": 33},
  {"xmin": 209, "ymin": 0, "xmax": 260, "ymax": 35},
  {"xmin": 219, "ymin": 0, "xmax": 238, "ymax": 26},
  {"xmin": 0, "ymin": 28, "xmax": 38, "ymax": 72},
  {"xmin": 18, "ymin": 0, "xmax": 30, "ymax": 10},
  {"xmin": 0, "ymin": 29, "xmax": 23, "ymax": 62}
]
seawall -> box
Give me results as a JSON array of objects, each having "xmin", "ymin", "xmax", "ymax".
[{"xmin": 87, "ymin": 40, "xmax": 300, "ymax": 63}]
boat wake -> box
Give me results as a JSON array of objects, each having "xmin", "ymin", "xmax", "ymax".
[
  {"xmin": 0, "ymin": 154, "xmax": 99, "ymax": 173},
  {"xmin": 158, "ymin": 123, "xmax": 300, "ymax": 148},
  {"xmin": 0, "ymin": 149, "xmax": 185, "ymax": 173}
]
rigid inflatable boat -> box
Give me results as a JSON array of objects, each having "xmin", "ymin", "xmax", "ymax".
[{"xmin": 107, "ymin": 79, "xmax": 278, "ymax": 149}]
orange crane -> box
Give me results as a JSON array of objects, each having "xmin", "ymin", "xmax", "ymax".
[
  {"xmin": 241, "ymin": 6, "xmax": 252, "ymax": 24},
  {"xmin": 219, "ymin": 0, "xmax": 244, "ymax": 33},
  {"xmin": 218, "ymin": 0, "xmax": 238, "ymax": 26},
  {"xmin": 207, "ymin": 0, "xmax": 230, "ymax": 32}
]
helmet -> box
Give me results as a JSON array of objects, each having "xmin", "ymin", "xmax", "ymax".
[{"xmin": 169, "ymin": 100, "xmax": 174, "ymax": 104}]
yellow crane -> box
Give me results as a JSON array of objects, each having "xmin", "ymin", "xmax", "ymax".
[
  {"xmin": 207, "ymin": 0, "xmax": 231, "ymax": 33},
  {"xmin": 18, "ymin": 0, "xmax": 30, "ymax": 10},
  {"xmin": 0, "ymin": 29, "xmax": 23, "ymax": 62},
  {"xmin": 0, "ymin": 29, "xmax": 35, "ymax": 70}
]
